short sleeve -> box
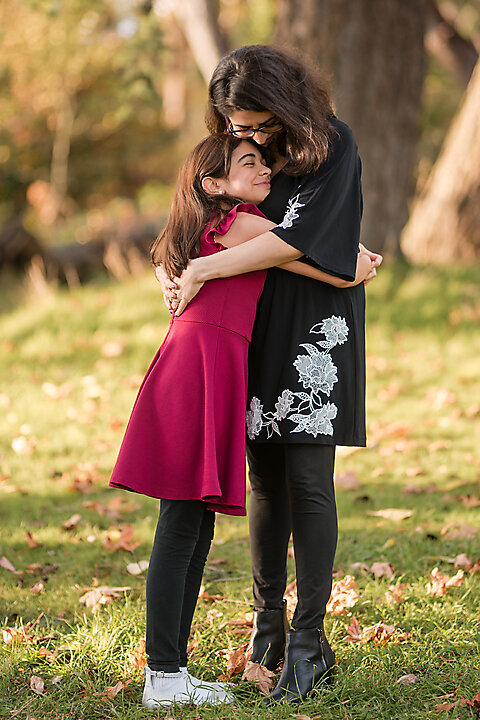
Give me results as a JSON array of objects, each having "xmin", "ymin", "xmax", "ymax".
[{"xmin": 271, "ymin": 121, "xmax": 363, "ymax": 281}]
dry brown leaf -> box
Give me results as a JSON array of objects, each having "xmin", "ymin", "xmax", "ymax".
[
  {"xmin": 126, "ymin": 560, "xmax": 149, "ymax": 575},
  {"xmin": 62, "ymin": 513, "xmax": 82, "ymax": 531},
  {"xmin": 242, "ymin": 660, "xmax": 276, "ymax": 695},
  {"xmin": 30, "ymin": 582, "xmax": 44, "ymax": 596},
  {"xmin": 105, "ymin": 680, "xmax": 125, "ymax": 699},
  {"xmin": 11, "ymin": 436, "xmax": 36, "ymax": 455},
  {"xmin": 396, "ymin": 674, "xmax": 419, "ymax": 685},
  {"xmin": 226, "ymin": 644, "xmax": 248, "ymax": 676},
  {"xmin": 128, "ymin": 639, "xmax": 147, "ymax": 671},
  {"xmin": 25, "ymin": 531, "xmax": 41, "ymax": 549},
  {"xmin": 454, "ymin": 553, "xmax": 473, "ymax": 571},
  {"xmin": 42, "ymin": 381, "xmax": 72, "ymax": 399},
  {"xmin": 206, "ymin": 608, "xmax": 223, "ymax": 624},
  {"xmin": 0, "ymin": 555, "xmax": 21, "ymax": 574},
  {"xmin": 326, "ymin": 575, "xmax": 359, "ymax": 616},
  {"xmin": 335, "ymin": 472, "xmax": 360, "ymax": 489},
  {"xmin": 363, "ymin": 622, "xmax": 396, "ymax": 644},
  {"xmin": 441, "ymin": 522, "xmax": 478, "ymax": 540},
  {"xmin": 434, "ymin": 701, "xmax": 457, "ymax": 712},
  {"xmin": 344, "ymin": 616, "xmax": 363, "ymax": 642},
  {"xmin": 350, "ymin": 562, "xmax": 370, "ymax": 574},
  {"xmin": 102, "ymin": 524, "xmax": 141, "ymax": 552},
  {"xmin": 368, "ymin": 509, "xmax": 413, "ymax": 522},
  {"xmin": 38, "ymin": 647, "xmax": 58, "ymax": 662},
  {"xmin": 458, "ymin": 494, "xmax": 480, "ymax": 508},
  {"xmin": 460, "ymin": 691, "xmax": 480, "ymax": 708},
  {"xmin": 101, "ymin": 342, "xmax": 125, "ymax": 358},
  {"xmin": 405, "ymin": 467, "xmax": 424, "ymax": 478},
  {"xmin": 79, "ymin": 585, "xmax": 132, "ymax": 612},
  {"xmin": 30, "ymin": 675, "xmax": 45, "ymax": 695},
  {"xmin": 425, "ymin": 568, "xmax": 465, "ymax": 597},
  {"xmin": 284, "ymin": 579, "xmax": 298, "ymax": 620},
  {"xmin": 426, "ymin": 387, "xmax": 457, "ymax": 410},
  {"xmin": 385, "ymin": 581, "xmax": 407, "ymax": 604},
  {"xmin": 370, "ymin": 562, "xmax": 395, "ymax": 579}
]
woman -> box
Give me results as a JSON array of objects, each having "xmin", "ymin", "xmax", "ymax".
[{"xmin": 163, "ymin": 45, "xmax": 382, "ymax": 705}]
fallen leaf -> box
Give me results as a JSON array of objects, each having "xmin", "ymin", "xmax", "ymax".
[
  {"xmin": 457, "ymin": 494, "xmax": 480, "ymax": 508},
  {"xmin": 126, "ymin": 560, "xmax": 149, "ymax": 575},
  {"xmin": 426, "ymin": 387, "xmax": 456, "ymax": 410},
  {"xmin": 0, "ymin": 555, "xmax": 21, "ymax": 574},
  {"xmin": 30, "ymin": 675, "xmax": 45, "ymax": 695},
  {"xmin": 101, "ymin": 342, "xmax": 125, "ymax": 358},
  {"xmin": 368, "ymin": 509, "xmax": 413, "ymax": 522},
  {"xmin": 370, "ymin": 562, "xmax": 395, "ymax": 579},
  {"xmin": 284, "ymin": 579, "xmax": 298, "ymax": 619},
  {"xmin": 79, "ymin": 585, "xmax": 132, "ymax": 612},
  {"xmin": 425, "ymin": 568, "xmax": 465, "ymax": 597},
  {"xmin": 206, "ymin": 608, "xmax": 223, "ymax": 624},
  {"xmin": 242, "ymin": 661, "xmax": 276, "ymax": 695},
  {"xmin": 25, "ymin": 531, "xmax": 41, "ymax": 549},
  {"xmin": 62, "ymin": 513, "xmax": 82, "ymax": 531},
  {"xmin": 102, "ymin": 524, "xmax": 141, "ymax": 552},
  {"xmin": 38, "ymin": 647, "xmax": 58, "ymax": 662},
  {"xmin": 405, "ymin": 467, "xmax": 424, "ymax": 478},
  {"xmin": 127, "ymin": 639, "xmax": 146, "ymax": 671},
  {"xmin": 42, "ymin": 381, "xmax": 72, "ymax": 399},
  {"xmin": 396, "ymin": 674, "xmax": 419, "ymax": 684},
  {"xmin": 326, "ymin": 575, "xmax": 359, "ymax": 616},
  {"xmin": 335, "ymin": 472, "xmax": 360, "ymax": 489},
  {"xmin": 454, "ymin": 553, "xmax": 473, "ymax": 571},
  {"xmin": 344, "ymin": 616, "xmax": 363, "ymax": 642},
  {"xmin": 30, "ymin": 582, "xmax": 44, "ymax": 595},
  {"xmin": 350, "ymin": 562, "xmax": 370, "ymax": 574},
  {"xmin": 441, "ymin": 522, "xmax": 478, "ymax": 540},
  {"xmin": 11, "ymin": 436, "xmax": 36, "ymax": 455},
  {"xmin": 460, "ymin": 691, "xmax": 480, "ymax": 708},
  {"xmin": 385, "ymin": 581, "xmax": 407, "ymax": 604},
  {"xmin": 105, "ymin": 680, "xmax": 125, "ymax": 700},
  {"xmin": 226, "ymin": 644, "xmax": 248, "ymax": 676},
  {"xmin": 434, "ymin": 701, "xmax": 457, "ymax": 712}
]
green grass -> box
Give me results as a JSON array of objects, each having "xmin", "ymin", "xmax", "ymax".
[{"xmin": 0, "ymin": 263, "xmax": 479, "ymax": 719}]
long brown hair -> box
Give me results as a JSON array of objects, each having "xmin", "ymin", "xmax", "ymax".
[
  {"xmin": 151, "ymin": 134, "xmax": 246, "ymax": 279},
  {"xmin": 206, "ymin": 45, "xmax": 335, "ymax": 175}
]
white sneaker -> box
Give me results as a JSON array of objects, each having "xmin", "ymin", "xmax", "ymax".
[
  {"xmin": 179, "ymin": 667, "xmax": 235, "ymax": 701},
  {"xmin": 142, "ymin": 666, "xmax": 233, "ymax": 709}
]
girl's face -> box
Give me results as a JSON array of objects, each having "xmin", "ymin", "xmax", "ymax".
[{"xmin": 217, "ymin": 141, "xmax": 271, "ymax": 204}]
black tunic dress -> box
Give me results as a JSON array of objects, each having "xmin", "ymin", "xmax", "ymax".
[{"xmin": 246, "ymin": 118, "xmax": 366, "ymax": 447}]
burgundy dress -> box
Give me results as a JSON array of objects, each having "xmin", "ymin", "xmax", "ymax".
[{"xmin": 109, "ymin": 204, "xmax": 267, "ymax": 516}]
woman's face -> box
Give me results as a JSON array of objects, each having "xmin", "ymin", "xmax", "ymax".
[
  {"xmin": 227, "ymin": 110, "xmax": 283, "ymax": 147},
  {"xmin": 217, "ymin": 141, "xmax": 271, "ymax": 204}
]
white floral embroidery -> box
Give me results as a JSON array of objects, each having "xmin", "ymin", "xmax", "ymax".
[
  {"xmin": 247, "ymin": 316, "xmax": 349, "ymax": 439},
  {"xmin": 277, "ymin": 194, "xmax": 305, "ymax": 229},
  {"xmin": 246, "ymin": 396, "xmax": 264, "ymax": 440}
]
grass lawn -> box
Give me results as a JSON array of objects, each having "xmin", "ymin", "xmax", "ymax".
[{"xmin": 0, "ymin": 263, "xmax": 479, "ymax": 719}]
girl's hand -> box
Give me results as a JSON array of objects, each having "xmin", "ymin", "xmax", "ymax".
[
  {"xmin": 155, "ymin": 265, "xmax": 178, "ymax": 312},
  {"xmin": 170, "ymin": 258, "xmax": 206, "ymax": 316}
]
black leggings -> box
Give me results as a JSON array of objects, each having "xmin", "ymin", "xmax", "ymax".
[
  {"xmin": 247, "ymin": 442, "xmax": 337, "ymax": 629},
  {"xmin": 146, "ymin": 499, "xmax": 215, "ymax": 672}
]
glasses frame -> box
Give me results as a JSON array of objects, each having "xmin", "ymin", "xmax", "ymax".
[{"xmin": 225, "ymin": 116, "xmax": 283, "ymax": 139}]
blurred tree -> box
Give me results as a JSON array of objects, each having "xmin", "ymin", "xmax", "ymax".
[
  {"xmin": 401, "ymin": 55, "xmax": 480, "ymax": 263},
  {"xmin": 425, "ymin": 0, "xmax": 478, "ymax": 87},
  {"xmin": 274, "ymin": 0, "xmax": 427, "ymax": 257}
]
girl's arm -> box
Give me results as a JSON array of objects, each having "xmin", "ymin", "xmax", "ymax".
[{"xmin": 279, "ymin": 252, "xmax": 374, "ymax": 288}]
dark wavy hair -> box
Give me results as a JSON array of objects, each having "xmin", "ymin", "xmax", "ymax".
[
  {"xmin": 150, "ymin": 134, "xmax": 249, "ymax": 279},
  {"xmin": 206, "ymin": 45, "xmax": 335, "ymax": 175}
]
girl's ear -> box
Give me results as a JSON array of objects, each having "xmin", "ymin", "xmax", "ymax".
[{"xmin": 201, "ymin": 176, "xmax": 225, "ymax": 196}]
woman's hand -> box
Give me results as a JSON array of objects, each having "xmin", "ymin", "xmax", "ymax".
[
  {"xmin": 155, "ymin": 265, "xmax": 178, "ymax": 312},
  {"xmin": 170, "ymin": 258, "xmax": 206, "ymax": 316},
  {"xmin": 358, "ymin": 244, "xmax": 383, "ymax": 286}
]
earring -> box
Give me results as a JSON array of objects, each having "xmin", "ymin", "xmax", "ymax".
[{"xmin": 218, "ymin": 190, "xmax": 224, "ymax": 195}]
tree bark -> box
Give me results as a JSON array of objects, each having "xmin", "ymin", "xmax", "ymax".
[
  {"xmin": 425, "ymin": 0, "xmax": 478, "ymax": 88},
  {"xmin": 173, "ymin": 0, "xmax": 228, "ymax": 85},
  {"xmin": 274, "ymin": 0, "xmax": 427, "ymax": 256},
  {"xmin": 401, "ymin": 56, "xmax": 480, "ymax": 264}
]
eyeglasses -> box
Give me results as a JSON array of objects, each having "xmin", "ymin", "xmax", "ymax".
[{"xmin": 225, "ymin": 116, "xmax": 283, "ymax": 139}]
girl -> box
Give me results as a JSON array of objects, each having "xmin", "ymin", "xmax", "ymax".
[
  {"xmin": 162, "ymin": 45, "xmax": 383, "ymax": 705},
  {"xmin": 110, "ymin": 133, "xmax": 374, "ymax": 709}
]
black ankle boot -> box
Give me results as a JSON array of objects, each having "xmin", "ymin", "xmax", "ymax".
[
  {"xmin": 263, "ymin": 626, "xmax": 336, "ymax": 705},
  {"xmin": 247, "ymin": 602, "xmax": 289, "ymax": 670}
]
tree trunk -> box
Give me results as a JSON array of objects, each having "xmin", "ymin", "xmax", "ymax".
[
  {"xmin": 173, "ymin": 0, "xmax": 228, "ymax": 85},
  {"xmin": 401, "ymin": 56, "xmax": 480, "ymax": 264},
  {"xmin": 425, "ymin": 0, "xmax": 478, "ymax": 89},
  {"xmin": 275, "ymin": 0, "xmax": 427, "ymax": 256}
]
